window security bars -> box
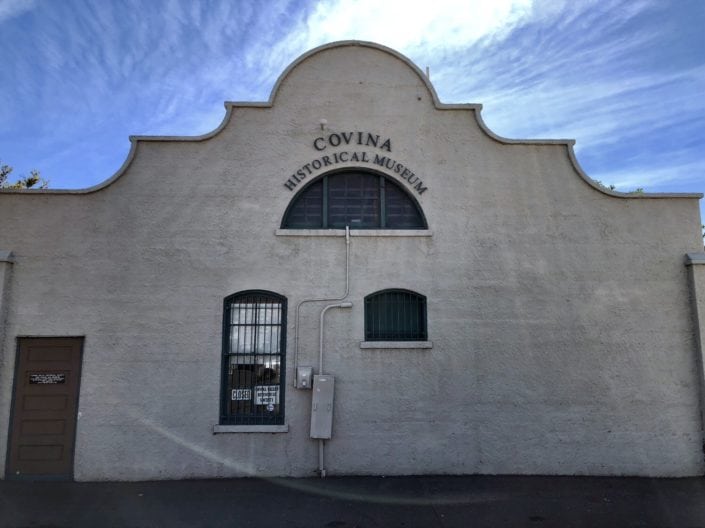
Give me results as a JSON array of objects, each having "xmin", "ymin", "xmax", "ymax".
[
  {"xmin": 365, "ymin": 289, "xmax": 427, "ymax": 341},
  {"xmin": 222, "ymin": 291, "xmax": 286, "ymax": 425}
]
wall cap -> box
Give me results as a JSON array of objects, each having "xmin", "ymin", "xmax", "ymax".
[
  {"xmin": 213, "ymin": 424, "xmax": 289, "ymax": 434},
  {"xmin": 360, "ymin": 341, "xmax": 433, "ymax": 349},
  {"xmin": 685, "ymin": 252, "xmax": 705, "ymax": 266},
  {"xmin": 0, "ymin": 250, "xmax": 14, "ymax": 263},
  {"xmin": 275, "ymin": 229, "xmax": 432, "ymax": 237}
]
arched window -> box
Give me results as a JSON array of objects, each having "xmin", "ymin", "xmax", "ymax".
[
  {"xmin": 282, "ymin": 170, "xmax": 427, "ymax": 229},
  {"xmin": 220, "ymin": 290, "xmax": 286, "ymax": 425},
  {"xmin": 364, "ymin": 289, "xmax": 427, "ymax": 341}
]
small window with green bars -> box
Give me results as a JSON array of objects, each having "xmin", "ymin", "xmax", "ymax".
[{"xmin": 364, "ymin": 289, "xmax": 427, "ymax": 341}]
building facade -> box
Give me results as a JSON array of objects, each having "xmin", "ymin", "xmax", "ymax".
[{"xmin": 1, "ymin": 41, "xmax": 705, "ymax": 481}]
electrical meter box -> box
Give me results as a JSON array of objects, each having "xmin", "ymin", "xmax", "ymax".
[
  {"xmin": 296, "ymin": 366, "xmax": 313, "ymax": 389},
  {"xmin": 310, "ymin": 375, "xmax": 335, "ymax": 439}
]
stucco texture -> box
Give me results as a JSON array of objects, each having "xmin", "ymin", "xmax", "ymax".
[{"xmin": 1, "ymin": 41, "xmax": 704, "ymax": 480}]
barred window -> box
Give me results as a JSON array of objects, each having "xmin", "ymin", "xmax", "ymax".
[
  {"xmin": 221, "ymin": 291, "xmax": 286, "ymax": 425},
  {"xmin": 282, "ymin": 170, "xmax": 426, "ymax": 229},
  {"xmin": 364, "ymin": 289, "xmax": 427, "ymax": 341}
]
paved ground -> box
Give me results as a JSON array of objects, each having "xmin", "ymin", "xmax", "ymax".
[{"xmin": 1, "ymin": 475, "xmax": 704, "ymax": 528}]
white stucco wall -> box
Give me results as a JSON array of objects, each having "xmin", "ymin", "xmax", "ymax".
[{"xmin": 1, "ymin": 41, "xmax": 704, "ymax": 480}]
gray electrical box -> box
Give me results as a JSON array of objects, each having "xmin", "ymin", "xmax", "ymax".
[
  {"xmin": 310, "ymin": 375, "xmax": 335, "ymax": 439},
  {"xmin": 296, "ymin": 366, "xmax": 313, "ymax": 389}
]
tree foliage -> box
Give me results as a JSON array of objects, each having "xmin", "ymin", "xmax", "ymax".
[
  {"xmin": 592, "ymin": 180, "xmax": 643, "ymax": 194},
  {"xmin": 0, "ymin": 162, "xmax": 48, "ymax": 189}
]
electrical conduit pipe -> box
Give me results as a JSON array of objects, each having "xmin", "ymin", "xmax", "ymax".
[
  {"xmin": 317, "ymin": 301, "xmax": 352, "ymax": 477},
  {"xmin": 293, "ymin": 226, "xmax": 350, "ymax": 387}
]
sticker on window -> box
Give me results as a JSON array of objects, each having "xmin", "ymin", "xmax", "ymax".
[{"xmin": 254, "ymin": 385, "xmax": 280, "ymax": 405}]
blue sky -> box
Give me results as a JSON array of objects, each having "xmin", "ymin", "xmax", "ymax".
[{"xmin": 1, "ymin": 0, "xmax": 704, "ymax": 221}]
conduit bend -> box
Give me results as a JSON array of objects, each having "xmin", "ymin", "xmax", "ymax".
[
  {"xmin": 318, "ymin": 302, "xmax": 353, "ymax": 373},
  {"xmin": 293, "ymin": 226, "xmax": 350, "ymax": 386},
  {"xmin": 317, "ymin": 300, "xmax": 352, "ymax": 479}
]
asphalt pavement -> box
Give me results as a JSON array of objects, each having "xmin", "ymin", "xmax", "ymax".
[{"xmin": 1, "ymin": 474, "xmax": 704, "ymax": 528}]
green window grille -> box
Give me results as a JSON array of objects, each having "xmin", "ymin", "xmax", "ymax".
[
  {"xmin": 282, "ymin": 170, "xmax": 427, "ymax": 229},
  {"xmin": 365, "ymin": 289, "xmax": 427, "ymax": 341},
  {"xmin": 220, "ymin": 291, "xmax": 286, "ymax": 425}
]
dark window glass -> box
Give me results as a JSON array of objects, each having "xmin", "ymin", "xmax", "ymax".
[
  {"xmin": 284, "ymin": 179, "xmax": 323, "ymax": 228},
  {"xmin": 221, "ymin": 291, "xmax": 286, "ymax": 425},
  {"xmin": 365, "ymin": 289, "xmax": 427, "ymax": 341},
  {"xmin": 384, "ymin": 182, "xmax": 425, "ymax": 228},
  {"xmin": 282, "ymin": 170, "xmax": 426, "ymax": 229},
  {"xmin": 328, "ymin": 172, "xmax": 380, "ymax": 228}
]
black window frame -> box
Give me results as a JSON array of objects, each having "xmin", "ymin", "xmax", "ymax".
[
  {"xmin": 364, "ymin": 289, "xmax": 428, "ymax": 341},
  {"xmin": 282, "ymin": 169, "xmax": 428, "ymax": 229},
  {"xmin": 220, "ymin": 290, "xmax": 287, "ymax": 426}
]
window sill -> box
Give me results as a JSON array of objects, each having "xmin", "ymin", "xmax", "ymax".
[
  {"xmin": 359, "ymin": 341, "xmax": 433, "ymax": 349},
  {"xmin": 213, "ymin": 424, "xmax": 289, "ymax": 434},
  {"xmin": 275, "ymin": 229, "xmax": 432, "ymax": 237}
]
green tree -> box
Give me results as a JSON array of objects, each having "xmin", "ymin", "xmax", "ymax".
[{"xmin": 0, "ymin": 162, "xmax": 48, "ymax": 189}]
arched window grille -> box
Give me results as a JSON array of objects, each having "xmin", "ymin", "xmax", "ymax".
[
  {"xmin": 220, "ymin": 290, "xmax": 286, "ymax": 425},
  {"xmin": 282, "ymin": 170, "xmax": 427, "ymax": 229},
  {"xmin": 364, "ymin": 289, "xmax": 427, "ymax": 341}
]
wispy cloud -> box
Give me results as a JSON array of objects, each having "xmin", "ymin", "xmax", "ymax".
[
  {"xmin": 0, "ymin": 0, "xmax": 702, "ymax": 200},
  {"xmin": 0, "ymin": 0, "xmax": 35, "ymax": 23}
]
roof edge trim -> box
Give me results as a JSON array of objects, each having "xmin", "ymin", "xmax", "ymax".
[
  {"xmin": 472, "ymin": 107, "xmax": 702, "ymax": 200},
  {"xmin": 0, "ymin": 105, "xmax": 238, "ymax": 195},
  {"xmin": 2, "ymin": 41, "xmax": 701, "ymax": 200},
  {"xmin": 686, "ymin": 253, "xmax": 705, "ymax": 266},
  {"xmin": 267, "ymin": 40, "xmax": 443, "ymax": 106}
]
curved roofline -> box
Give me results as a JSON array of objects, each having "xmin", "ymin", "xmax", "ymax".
[
  {"xmin": 2, "ymin": 40, "xmax": 700, "ymax": 199},
  {"xmin": 469, "ymin": 109, "xmax": 703, "ymax": 199},
  {"xmin": 266, "ymin": 40, "xmax": 444, "ymax": 107}
]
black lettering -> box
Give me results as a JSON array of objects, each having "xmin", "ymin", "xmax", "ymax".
[
  {"xmin": 394, "ymin": 163, "xmax": 402, "ymax": 174},
  {"xmin": 407, "ymin": 173, "xmax": 418, "ymax": 185},
  {"xmin": 361, "ymin": 152, "xmax": 369, "ymax": 162},
  {"xmin": 284, "ymin": 180, "xmax": 297, "ymax": 191},
  {"xmin": 385, "ymin": 158, "xmax": 395, "ymax": 170},
  {"xmin": 341, "ymin": 132, "xmax": 353, "ymax": 145},
  {"xmin": 357, "ymin": 131, "xmax": 363, "ymax": 145},
  {"xmin": 312, "ymin": 159, "xmax": 322, "ymax": 170},
  {"xmin": 297, "ymin": 169, "xmax": 307, "ymax": 179},
  {"xmin": 374, "ymin": 154, "xmax": 387, "ymax": 166},
  {"xmin": 303, "ymin": 163, "xmax": 313, "ymax": 174},
  {"xmin": 380, "ymin": 138, "xmax": 391, "ymax": 152},
  {"xmin": 329, "ymin": 133, "xmax": 341, "ymax": 147},
  {"xmin": 291, "ymin": 172, "xmax": 301, "ymax": 183},
  {"xmin": 340, "ymin": 151, "xmax": 349, "ymax": 162},
  {"xmin": 365, "ymin": 133, "xmax": 379, "ymax": 148},
  {"xmin": 414, "ymin": 181, "xmax": 427, "ymax": 194},
  {"xmin": 401, "ymin": 168, "xmax": 411, "ymax": 180},
  {"xmin": 322, "ymin": 155, "xmax": 332, "ymax": 166},
  {"xmin": 350, "ymin": 152, "xmax": 360, "ymax": 162},
  {"xmin": 313, "ymin": 137, "xmax": 326, "ymax": 151}
]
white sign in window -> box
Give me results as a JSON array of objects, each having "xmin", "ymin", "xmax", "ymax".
[
  {"xmin": 231, "ymin": 388, "xmax": 252, "ymax": 401},
  {"xmin": 254, "ymin": 385, "xmax": 280, "ymax": 405}
]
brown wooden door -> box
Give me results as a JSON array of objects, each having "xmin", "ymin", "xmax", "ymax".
[{"xmin": 6, "ymin": 337, "xmax": 83, "ymax": 479}]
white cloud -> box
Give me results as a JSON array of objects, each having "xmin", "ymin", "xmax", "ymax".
[
  {"xmin": 302, "ymin": 0, "xmax": 535, "ymax": 51},
  {"xmin": 0, "ymin": 0, "xmax": 35, "ymax": 23}
]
